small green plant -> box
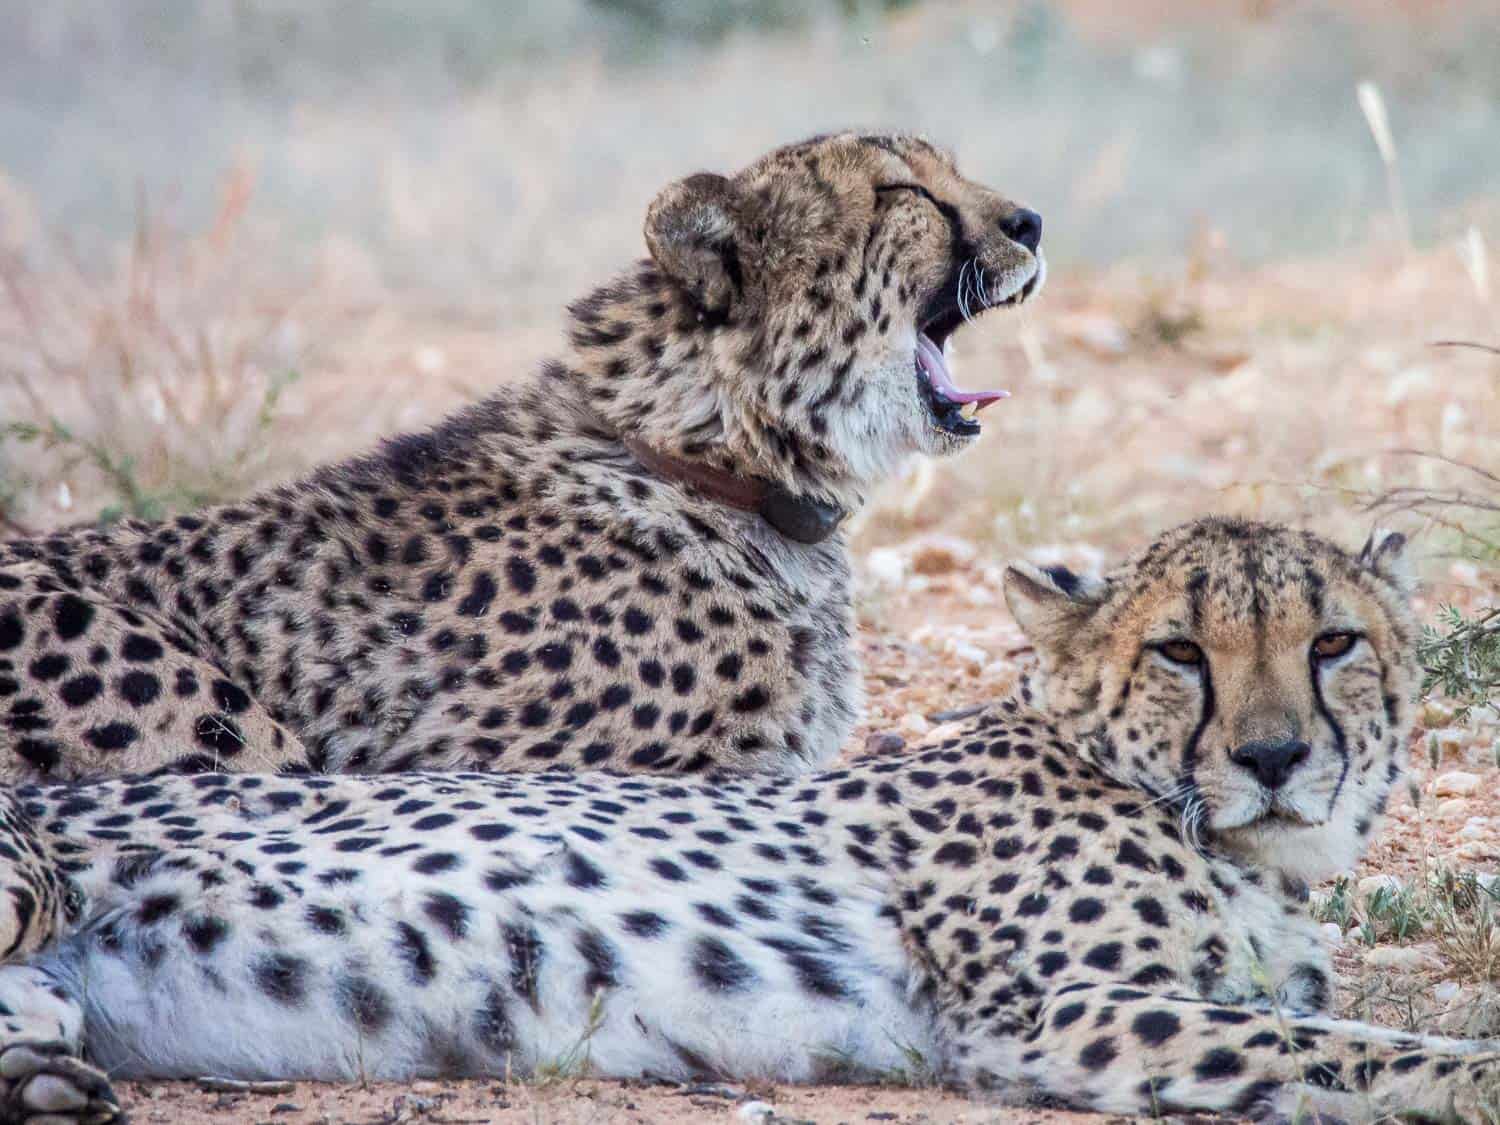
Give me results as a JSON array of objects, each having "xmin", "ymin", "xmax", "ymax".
[
  {"xmin": 534, "ymin": 990, "xmax": 607, "ymax": 1083},
  {"xmin": 1359, "ymin": 882, "xmax": 1430, "ymax": 946},
  {"xmin": 1421, "ymin": 605, "xmax": 1500, "ymax": 722},
  {"xmin": 0, "ymin": 367, "xmax": 299, "ymax": 528},
  {"xmin": 1313, "ymin": 875, "xmax": 1357, "ymax": 933}
]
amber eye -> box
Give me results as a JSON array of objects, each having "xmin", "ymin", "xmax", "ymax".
[
  {"xmin": 1156, "ymin": 640, "xmax": 1204, "ymax": 667},
  {"xmin": 1313, "ymin": 632, "xmax": 1358, "ymax": 660}
]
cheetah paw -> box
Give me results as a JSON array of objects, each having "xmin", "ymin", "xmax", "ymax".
[{"xmin": 0, "ymin": 1041, "xmax": 120, "ymax": 1124}]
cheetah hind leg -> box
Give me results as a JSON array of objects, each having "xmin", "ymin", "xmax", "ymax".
[
  {"xmin": 0, "ymin": 794, "xmax": 71, "ymax": 964},
  {"xmin": 957, "ymin": 982, "xmax": 1499, "ymax": 1123},
  {"xmin": 0, "ymin": 965, "xmax": 118, "ymax": 1124}
]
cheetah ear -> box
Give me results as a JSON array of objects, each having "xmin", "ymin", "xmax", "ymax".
[
  {"xmin": 1004, "ymin": 562, "xmax": 1106, "ymax": 657},
  {"xmin": 1357, "ymin": 528, "xmax": 1416, "ymax": 595},
  {"xmin": 645, "ymin": 173, "xmax": 745, "ymax": 317}
]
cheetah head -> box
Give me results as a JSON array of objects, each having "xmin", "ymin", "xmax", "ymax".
[
  {"xmin": 1004, "ymin": 519, "xmax": 1420, "ymax": 884},
  {"xmin": 583, "ymin": 132, "xmax": 1043, "ymax": 508}
]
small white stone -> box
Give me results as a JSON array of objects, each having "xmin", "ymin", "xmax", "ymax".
[
  {"xmin": 414, "ymin": 345, "xmax": 448, "ymax": 375},
  {"xmin": 1319, "ymin": 922, "xmax": 1343, "ymax": 946},
  {"xmin": 949, "ymin": 641, "xmax": 988, "ymax": 668},
  {"xmin": 924, "ymin": 721, "xmax": 968, "ymax": 744},
  {"xmin": 1435, "ymin": 980, "xmax": 1462, "ymax": 1004},
  {"xmin": 864, "ymin": 548, "xmax": 906, "ymax": 589},
  {"xmin": 899, "ymin": 713, "xmax": 931, "ymax": 737},
  {"xmin": 1363, "ymin": 945, "xmax": 1438, "ymax": 971},
  {"xmin": 737, "ymin": 1102, "xmax": 775, "ymax": 1122},
  {"xmin": 1460, "ymin": 821, "xmax": 1490, "ymax": 840},
  {"xmin": 962, "ymin": 585, "xmax": 996, "ymax": 607},
  {"xmin": 1437, "ymin": 798, "xmax": 1470, "ymax": 819},
  {"xmin": 1434, "ymin": 771, "xmax": 1481, "ymax": 797}
]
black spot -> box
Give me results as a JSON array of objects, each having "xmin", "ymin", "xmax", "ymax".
[
  {"xmin": 459, "ymin": 572, "xmax": 500, "ymax": 616},
  {"xmin": 337, "ymin": 974, "xmax": 392, "ymax": 1034},
  {"xmin": 306, "ymin": 906, "xmax": 346, "ymax": 935},
  {"xmin": 395, "ymin": 921, "xmax": 437, "ymax": 984},
  {"xmin": 183, "ymin": 915, "xmax": 230, "ymax": 954},
  {"xmin": 136, "ymin": 894, "xmax": 179, "ymax": 925},
  {"xmin": 211, "ymin": 679, "xmax": 253, "ymax": 714},
  {"xmin": 1069, "ymin": 898, "xmax": 1105, "ymax": 923},
  {"xmin": 474, "ymin": 986, "xmax": 513, "ymax": 1054},
  {"xmin": 413, "ymin": 852, "xmax": 460, "ymax": 875},
  {"xmin": 59, "ymin": 675, "xmax": 103, "ymax": 708},
  {"xmin": 565, "ymin": 851, "xmax": 608, "ymax": 891},
  {"xmin": 693, "ymin": 936, "xmax": 756, "ymax": 992},
  {"xmin": 1194, "ymin": 1047, "xmax": 1246, "ymax": 1081},
  {"xmin": 254, "ymin": 954, "xmax": 310, "ymax": 1006},
  {"xmin": 117, "ymin": 670, "xmax": 161, "ymax": 707},
  {"xmin": 423, "ymin": 892, "xmax": 470, "ymax": 940},
  {"xmin": 1131, "ymin": 1009, "xmax": 1182, "ymax": 1047},
  {"xmin": 52, "ymin": 595, "xmax": 95, "ymax": 642},
  {"xmin": 0, "ymin": 611, "xmax": 22, "ymax": 652},
  {"xmin": 576, "ymin": 928, "xmax": 619, "ymax": 994},
  {"xmin": 1083, "ymin": 942, "xmax": 1123, "ymax": 972},
  {"xmin": 505, "ymin": 922, "xmax": 544, "ymax": 1010},
  {"xmin": 121, "ymin": 634, "xmax": 164, "ymax": 662},
  {"xmin": 1133, "ymin": 896, "xmax": 1170, "ymax": 928},
  {"xmin": 621, "ymin": 911, "xmax": 670, "ymax": 938},
  {"xmin": 1053, "ymin": 1002, "xmax": 1086, "ymax": 1029},
  {"xmin": 85, "ymin": 722, "xmax": 139, "ymax": 752},
  {"xmin": 1079, "ymin": 1036, "xmax": 1118, "ymax": 1071},
  {"xmin": 194, "ymin": 714, "xmax": 245, "ymax": 755},
  {"xmin": 781, "ymin": 946, "xmax": 851, "ymax": 1000}
]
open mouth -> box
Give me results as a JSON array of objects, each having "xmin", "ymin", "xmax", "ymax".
[{"xmin": 913, "ymin": 270, "xmax": 1040, "ymax": 437}]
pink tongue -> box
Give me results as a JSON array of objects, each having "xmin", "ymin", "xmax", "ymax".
[{"xmin": 916, "ymin": 333, "xmax": 1009, "ymax": 410}]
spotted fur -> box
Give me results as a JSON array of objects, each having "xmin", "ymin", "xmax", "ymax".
[
  {"xmin": 0, "ymin": 132, "xmax": 1043, "ymax": 785},
  {"xmin": 0, "ymin": 520, "xmax": 1492, "ymax": 1125}
]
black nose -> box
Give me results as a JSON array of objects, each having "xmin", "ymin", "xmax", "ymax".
[
  {"xmin": 1229, "ymin": 739, "xmax": 1311, "ymax": 791},
  {"xmin": 1000, "ymin": 208, "xmax": 1043, "ymax": 253}
]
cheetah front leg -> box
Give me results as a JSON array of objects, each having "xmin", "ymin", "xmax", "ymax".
[
  {"xmin": 0, "ymin": 965, "xmax": 118, "ymax": 1124},
  {"xmin": 953, "ymin": 982, "xmax": 1498, "ymax": 1123}
]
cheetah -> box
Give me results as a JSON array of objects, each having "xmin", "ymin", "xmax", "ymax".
[
  {"xmin": 0, "ymin": 518, "xmax": 1492, "ymax": 1124},
  {"xmin": 0, "ymin": 132, "xmax": 1044, "ymax": 784}
]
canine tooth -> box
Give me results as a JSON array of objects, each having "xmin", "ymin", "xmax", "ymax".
[{"xmin": 959, "ymin": 402, "xmax": 978, "ymax": 420}]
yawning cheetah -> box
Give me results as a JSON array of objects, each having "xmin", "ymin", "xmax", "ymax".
[{"xmin": 0, "ymin": 132, "xmax": 1043, "ymax": 781}]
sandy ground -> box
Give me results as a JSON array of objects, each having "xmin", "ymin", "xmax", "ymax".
[{"xmin": 115, "ymin": 1076, "xmax": 1113, "ymax": 1125}]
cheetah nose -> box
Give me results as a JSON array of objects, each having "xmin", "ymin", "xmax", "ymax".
[
  {"xmin": 999, "ymin": 208, "xmax": 1043, "ymax": 253},
  {"xmin": 1229, "ymin": 739, "xmax": 1311, "ymax": 791}
]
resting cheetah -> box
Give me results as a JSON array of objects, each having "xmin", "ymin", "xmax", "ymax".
[
  {"xmin": 0, "ymin": 518, "xmax": 1490, "ymax": 1124},
  {"xmin": 0, "ymin": 132, "xmax": 1044, "ymax": 782}
]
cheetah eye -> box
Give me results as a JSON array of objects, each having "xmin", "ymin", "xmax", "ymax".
[
  {"xmin": 1155, "ymin": 640, "xmax": 1204, "ymax": 667},
  {"xmin": 1312, "ymin": 632, "xmax": 1358, "ymax": 660}
]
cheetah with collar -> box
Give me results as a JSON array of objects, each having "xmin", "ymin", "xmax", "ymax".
[
  {"xmin": 0, "ymin": 518, "xmax": 1494, "ymax": 1123},
  {"xmin": 0, "ymin": 131, "xmax": 1044, "ymax": 783}
]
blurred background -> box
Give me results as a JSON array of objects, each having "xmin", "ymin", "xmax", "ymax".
[{"xmin": 0, "ymin": 0, "xmax": 1497, "ymax": 562}]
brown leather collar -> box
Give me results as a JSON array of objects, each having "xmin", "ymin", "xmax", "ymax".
[{"xmin": 622, "ymin": 437, "xmax": 846, "ymax": 545}]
